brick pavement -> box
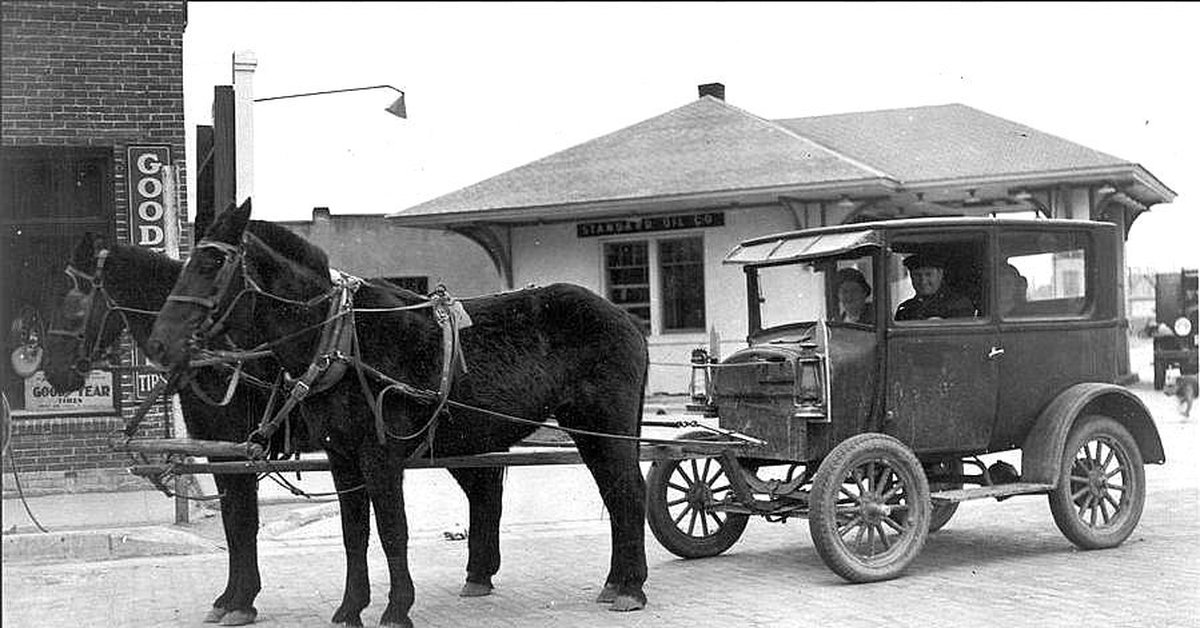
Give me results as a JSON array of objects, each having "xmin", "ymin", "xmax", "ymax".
[{"xmin": 3, "ymin": 465, "xmax": 1197, "ymax": 627}]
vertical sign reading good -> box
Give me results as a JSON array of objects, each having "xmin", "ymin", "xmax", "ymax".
[
  {"xmin": 127, "ymin": 146, "xmax": 174, "ymax": 394},
  {"xmin": 127, "ymin": 146, "xmax": 172, "ymax": 252}
]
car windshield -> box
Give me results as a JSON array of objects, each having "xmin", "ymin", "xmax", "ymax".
[{"xmin": 755, "ymin": 254, "xmax": 876, "ymax": 331}]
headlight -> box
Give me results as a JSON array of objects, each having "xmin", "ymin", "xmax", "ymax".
[{"xmin": 1175, "ymin": 316, "xmax": 1193, "ymax": 337}]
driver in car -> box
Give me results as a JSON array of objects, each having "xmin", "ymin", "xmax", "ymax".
[{"xmin": 894, "ymin": 253, "xmax": 977, "ymax": 321}]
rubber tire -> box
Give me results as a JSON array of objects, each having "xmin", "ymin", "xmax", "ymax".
[
  {"xmin": 646, "ymin": 436, "xmax": 749, "ymax": 559},
  {"xmin": 1048, "ymin": 415, "xmax": 1146, "ymax": 550},
  {"xmin": 809, "ymin": 433, "xmax": 930, "ymax": 583},
  {"xmin": 927, "ymin": 459, "xmax": 963, "ymax": 533}
]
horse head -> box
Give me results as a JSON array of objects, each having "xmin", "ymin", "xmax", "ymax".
[
  {"xmin": 148, "ymin": 198, "xmax": 335, "ymax": 377},
  {"xmin": 43, "ymin": 233, "xmax": 121, "ymax": 393},
  {"xmin": 43, "ymin": 233, "xmax": 185, "ymax": 394}
]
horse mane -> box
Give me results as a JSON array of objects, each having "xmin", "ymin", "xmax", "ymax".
[
  {"xmin": 108, "ymin": 241, "xmax": 182, "ymax": 272},
  {"xmin": 245, "ymin": 220, "xmax": 330, "ymax": 277}
]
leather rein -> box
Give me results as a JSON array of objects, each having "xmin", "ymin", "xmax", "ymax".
[{"xmin": 172, "ymin": 238, "xmax": 471, "ymax": 458}]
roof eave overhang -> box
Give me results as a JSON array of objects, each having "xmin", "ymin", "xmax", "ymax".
[
  {"xmin": 387, "ymin": 178, "xmax": 901, "ymax": 228},
  {"xmin": 905, "ymin": 164, "xmax": 1176, "ymax": 205}
]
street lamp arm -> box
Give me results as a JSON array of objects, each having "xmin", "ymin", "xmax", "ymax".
[{"xmin": 254, "ymin": 84, "xmax": 404, "ymax": 103}]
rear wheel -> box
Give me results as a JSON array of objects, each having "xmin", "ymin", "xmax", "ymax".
[
  {"xmin": 647, "ymin": 434, "xmax": 749, "ymax": 558},
  {"xmin": 809, "ymin": 433, "xmax": 930, "ymax": 583},
  {"xmin": 1048, "ymin": 415, "xmax": 1145, "ymax": 549}
]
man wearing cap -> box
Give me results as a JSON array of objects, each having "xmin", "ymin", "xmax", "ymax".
[
  {"xmin": 895, "ymin": 253, "xmax": 977, "ymax": 321},
  {"xmin": 835, "ymin": 268, "xmax": 875, "ymax": 324}
]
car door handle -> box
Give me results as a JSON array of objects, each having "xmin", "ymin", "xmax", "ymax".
[{"xmin": 987, "ymin": 346, "xmax": 1005, "ymax": 359}]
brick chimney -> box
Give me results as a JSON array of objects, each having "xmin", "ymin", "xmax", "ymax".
[{"xmin": 698, "ymin": 82, "xmax": 725, "ymax": 100}]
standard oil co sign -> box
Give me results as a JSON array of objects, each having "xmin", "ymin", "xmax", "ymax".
[{"xmin": 127, "ymin": 146, "xmax": 172, "ymax": 251}]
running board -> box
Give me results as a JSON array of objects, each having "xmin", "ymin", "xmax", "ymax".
[{"xmin": 931, "ymin": 482, "xmax": 1054, "ymax": 503}]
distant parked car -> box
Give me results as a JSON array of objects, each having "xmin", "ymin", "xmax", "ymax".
[{"xmin": 1147, "ymin": 268, "xmax": 1198, "ymax": 390}]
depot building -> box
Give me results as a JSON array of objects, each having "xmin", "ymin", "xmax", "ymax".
[
  {"xmin": 389, "ymin": 84, "xmax": 1175, "ymax": 393},
  {"xmin": 2, "ymin": 1, "xmax": 189, "ymax": 492}
]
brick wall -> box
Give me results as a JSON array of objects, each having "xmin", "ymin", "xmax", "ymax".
[{"xmin": 2, "ymin": 0, "xmax": 188, "ymax": 495}]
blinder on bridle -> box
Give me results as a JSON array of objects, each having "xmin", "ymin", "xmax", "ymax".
[{"xmin": 166, "ymin": 238, "xmax": 251, "ymax": 342}]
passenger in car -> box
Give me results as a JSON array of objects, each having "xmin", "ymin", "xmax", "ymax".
[
  {"xmin": 998, "ymin": 263, "xmax": 1029, "ymax": 316},
  {"xmin": 835, "ymin": 268, "xmax": 875, "ymax": 324},
  {"xmin": 894, "ymin": 253, "xmax": 977, "ymax": 321}
]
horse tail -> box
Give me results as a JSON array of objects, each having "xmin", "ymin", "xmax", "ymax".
[{"xmin": 636, "ymin": 348, "xmax": 648, "ymax": 437}]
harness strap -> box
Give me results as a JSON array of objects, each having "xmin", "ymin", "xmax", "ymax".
[
  {"xmin": 246, "ymin": 271, "xmax": 362, "ymax": 448},
  {"xmin": 187, "ymin": 360, "xmax": 244, "ymax": 406}
]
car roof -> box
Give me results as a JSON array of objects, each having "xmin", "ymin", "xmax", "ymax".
[{"xmin": 726, "ymin": 217, "xmax": 1115, "ymax": 266}]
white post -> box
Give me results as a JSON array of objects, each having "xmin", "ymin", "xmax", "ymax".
[{"xmin": 232, "ymin": 50, "xmax": 257, "ymax": 205}]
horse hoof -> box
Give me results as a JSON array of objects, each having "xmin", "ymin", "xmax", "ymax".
[
  {"xmin": 609, "ymin": 595, "xmax": 647, "ymax": 612},
  {"xmin": 459, "ymin": 581, "xmax": 494, "ymax": 597},
  {"xmin": 203, "ymin": 607, "xmax": 227, "ymax": 623},
  {"xmin": 218, "ymin": 608, "xmax": 257, "ymax": 626},
  {"xmin": 595, "ymin": 583, "xmax": 619, "ymax": 604}
]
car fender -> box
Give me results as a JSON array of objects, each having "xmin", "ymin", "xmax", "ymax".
[{"xmin": 1020, "ymin": 382, "xmax": 1165, "ymax": 485}]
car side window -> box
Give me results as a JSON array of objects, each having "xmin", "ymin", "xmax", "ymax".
[
  {"xmin": 888, "ymin": 235, "xmax": 986, "ymax": 323},
  {"xmin": 998, "ymin": 230, "xmax": 1091, "ymax": 319}
]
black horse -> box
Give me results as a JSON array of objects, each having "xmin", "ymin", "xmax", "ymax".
[
  {"xmin": 40, "ymin": 223, "xmax": 560, "ymax": 626},
  {"xmin": 41, "ymin": 233, "xmax": 278, "ymax": 626},
  {"xmin": 147, "ymin": 199, "xmax": 650, "ymax": 627}
]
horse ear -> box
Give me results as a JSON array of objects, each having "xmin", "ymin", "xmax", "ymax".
[
  {"xmin": 193, "ymin": 204, "xmax": 214, "ymax": 246},
  {"xmin": 72, "ymin": 232, "xmax": 97, "ymax": 271},
  {"xmin": 206, "ymin": 198, "xmax": 252, "ymax": 245}
]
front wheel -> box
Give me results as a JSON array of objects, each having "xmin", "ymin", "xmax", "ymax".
[
  {"xmin": 809, "ymin": 433, "xmax": 930, "ymax": 583},
  {"xmin": 647, "ymin": 442, "xmax": 749, "ymax": 559},
  {"xmin": 1048, "ymin": 415, "xmax": 1146, "ymax": 549}
]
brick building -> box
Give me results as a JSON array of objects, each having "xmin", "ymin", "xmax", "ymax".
[{"xmin": 2, "ymin": 0, "xmax": 189, "ymax": 493}]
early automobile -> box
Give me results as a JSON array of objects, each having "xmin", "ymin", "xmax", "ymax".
[
  {"xmin": 647, "ymin": 217, "xmax": 1165, "ymax": 582},
  {"xmin": 1148, "ymin": 268, "xmax": 1198, "ymax": 390}
]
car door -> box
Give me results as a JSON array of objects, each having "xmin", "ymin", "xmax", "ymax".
[
  {"xmin": 883, "ymin": 229, "xmax": 1000, "ymax": 455},
  {"xmin": 990, "ymin": 225, "xmax": 1117, "ymax": 450}
]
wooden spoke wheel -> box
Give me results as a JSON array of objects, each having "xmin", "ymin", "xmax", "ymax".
[
  {"xmin": 809, "ymin": 433, "xmax": 930, "ymax": 583},
  {"xmin": 1049, "ymin": 415, "xmax": 1146, "ymax": 550},
  {"xmin": 647, "ymin": 435, "xmax": 749, "ymax": 559}
]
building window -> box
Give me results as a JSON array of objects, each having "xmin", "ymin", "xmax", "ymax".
[
  {"xmin": 2, "ymin": 147, "xmax": 114, "ymax": 413},
  {"xmin": 659, "ymin": 237, "xmax": 705, "ymax": 332},
  {"xmin": 604, "ymin": 241, "xmax": 651, "ymax": 334},
  {"xmin": 603, "ymin": 235, "xmax": 706, "ymax": 335}
]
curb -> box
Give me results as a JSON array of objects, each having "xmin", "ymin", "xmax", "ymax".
[
  {"xmin": 2, "ymin": 525, "xmax": 221, "ymax": 564},
  {"xmin": 260, "ymin": 501, "xmax": 341, "ymax": 539}
]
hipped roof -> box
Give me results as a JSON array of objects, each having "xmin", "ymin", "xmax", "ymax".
[{"xmin": 389, "ymin": 98, "xmax": 1173, "ymax": 225}]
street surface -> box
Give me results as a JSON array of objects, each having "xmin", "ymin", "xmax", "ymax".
[{"xmin": 3, "ymin": 373, "xmax": 1198, "ymax": 627}]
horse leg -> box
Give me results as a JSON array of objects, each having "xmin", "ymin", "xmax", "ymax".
[
  {"xmin": 361, "ymin": 443, "xmax": 414, "ymax": 628},
  {"xmin": 447, "ymin": 466, "xmax": 504, "ymax": 597},
  {"xmin": 205, "ymin": 472, "xmax": 261, "ymax": 626},
  {"xmin": 328, "ymin": 449, "xmax": 372, "ymax": 627},
  {"xmin": 573, "ymin": 435, "xmax": 648, "ymax": 612}
]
